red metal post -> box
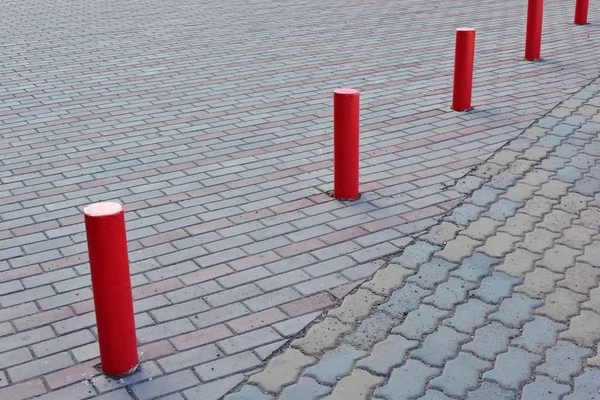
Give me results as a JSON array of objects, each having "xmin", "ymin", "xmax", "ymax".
[
  {"xmin": 84, "ymin": 202, "xmax": 138, "ymax": 377},
  {"xmin": 452, "ymin": 28, "xmax": 476, "ymax": 112},
  {"xmin": 333, "ymin": 88, "xmax": 360, "ymax": 200},
  {"xmin": 525, "ymin": 0, "xmax": 544, "ymax": 61},
  {"xmin": 575, "ymin": 0, "xmax": 590, "ymax": 24}
]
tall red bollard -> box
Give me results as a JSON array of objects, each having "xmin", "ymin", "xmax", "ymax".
[
  {"xmin": 525, "ymin": 0, "xmax": 544, "ymax": 61},
  {"xmin": 452, "ymin": 28, "xmax": 476, "ymax": 112},
  {"xmin": 84, "ymin": 202, "xmax": 138, "ymax": 377},
  {"xmin": 575, "ymin": 0, "xmax": 590, "ymax": 24},
  {"xmin": 333, "ymin": 89, "xmax": 360, "ymax": 200}
]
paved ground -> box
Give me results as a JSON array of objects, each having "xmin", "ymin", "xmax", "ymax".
[
  {"xmin": 1, "ymin": 0, "xmax": 600, "ymax": 399},
  {"xmin": 225, "ymin": 80, "xmax": 600, "ymax": 399}
]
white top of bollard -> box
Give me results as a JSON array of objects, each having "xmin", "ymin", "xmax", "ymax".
[
  {"xmin": 457, "ymin": 27, "xmax": 476, "ymax": 32},
  {"xmin": 334, "ymin": 88, "xmax": 359, "ymax": 95},
  {"xmin": 84, "ymin": 202, "xmax": 123, "ymax": 217}
]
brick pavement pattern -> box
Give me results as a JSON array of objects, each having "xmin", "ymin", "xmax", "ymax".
[
  {"xmin": 226, "ymin": 82, "xmax": 600, "ymax": 399},
  {"xmin": 1, "ymin": 0, "xmax": 600, "ymax": 398}
]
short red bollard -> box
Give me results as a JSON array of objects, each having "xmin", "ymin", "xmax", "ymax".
[
  {"xmin": 84, "ymin": 202, "xmax": 138, "ymax": 377},
  {"xmin": 575, "ymin": 0, "xmax": 590, "ymax": 24},
  {"xmin": 525, "ymin": 0, "xmax": 544, "ymax": 61},
  {"xmin": 452, "ymin": 28, "xmax": 476, "ymax": 112},
  {"xmin": 333, "ymin": 88, "xmax": 360, "ymax": 200}
]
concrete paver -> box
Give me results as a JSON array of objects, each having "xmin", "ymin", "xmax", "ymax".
[
  {"xmin": 1, "ymin": 0, "xmax": 600, "ymax": 398},
  {"xmin": 226, "ymin": 81, "xmax": 600, "ymax": 399}
]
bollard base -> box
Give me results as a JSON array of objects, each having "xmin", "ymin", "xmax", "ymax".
[
  {"xmin": 328, "ymin": 190, "xmax": 361, "ymax": 201},
  {"xmin": 102, "ymin": 363, "xmax": 140, "ymax": 379}
]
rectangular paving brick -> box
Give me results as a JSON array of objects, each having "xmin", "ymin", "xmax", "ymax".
[
  {"xmin": 8, "ymin": 352, "xmax": 74, "ymax": 383},
  {"xmin": 131, "ymin": 370, "xmax": 199, "ymax": 400},
  {"xmin": 194, "ymin": 351, "xmax": 262, "ymax": 381}
]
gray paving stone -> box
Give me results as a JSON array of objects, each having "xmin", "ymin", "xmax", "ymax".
[
  {"xmin": 451, "ymin": 253, "xmax": 498, "ymax": 282},
  {"xmin": 417, "ymin": 391, "xmax": 454, "ymax": 400},
  {"xmin": 563, "ymin": 369, "xmax": 600, "ymax": 400},
  {"xmin": 411, "ymin": 326, "xmax": 469, "ymax": 367},
  {"xmin": 392, "ymin": 304, "xmax": 450, "ymax": 339},
  {"xmin": 423, "ymin": 277, "xmax": 477, "ymax": 310},
  {"xmin": 512, "ymin": 316, "xmax": 567, "ymax": 354},
  {"xmin": 536, "ymin": 340, "xmax": 592, "ymax": 383},
  {"xmin": 454, "ymin": 176, "xmax": 485, "ymax": 194},
  {"xmin": 445, "ymin": 204, "xmax": 485, "ymax": 226},
  {"xmin": 224, "ymin": 385, "xmax": 273, "ymax": 400},
  {"xmin": 471, "ymin": 272, "xmax": 520, "ymax": 303},
  {"xmin": 490, "ymin": 292, "xmax": 543, "ymax": 328},
  {"xmin": 279, "ymin": 377, "xmax": 331, "ymax": 400},
  {"xmin": 345, "ymin": 312, "xmax": 397, "ymax": 350},
  {"xmin": 304, "ymin": 344, "xmax": 365, "ymax": 384},
  {"xmin": 573, "ymin": 177, "xmax": 600, "ymax": 196},
  {"xmin": 468, "ymin": 186, "xmax": 503, "ymax": 207},
  {"xmin": 182, "ymin": 375, "xmax": 245, "ymax": 400},
  {"xmin": 483, "ymin": 347, "xmax": 541, "ymax": 389},
  {"xmin": 486, "ymin": 199, "xmax": 522, "ymax": 221},
  {"xmin": 467, "ymin": 381, "xmax": 515, "ymax": 400},
  {"xmin": 443, "ymin": 299, "xmax": 496, "ymax": 333},
  {"xmin": 356, "ymin": 334, "xmax": 418, "ymax": 375},
  {"xmin": 391, "ymin": 241, "xmax": 440, "ymax": 269},
  {"xmin": 407, "ymin": 258, "xmax": 456, "ymax": 288},
  {"xmin": 521, "ymin": 375, "xmax": 570, "ymax": 400},
  {"xmin": 373, "ymin": 360, "xmax": 439, "ymax": 400},
  {"xmin": 378, "ymin": 283, "xmax": 430, "ymax": 318},
  {"xmin": 429, "ymin": 352, "xmax": 491, "ymax": 397},
  {"xmin": 463, "ymin": 322, "xmax": 519, "ymax": 360}
]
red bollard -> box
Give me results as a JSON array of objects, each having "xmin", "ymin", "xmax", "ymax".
[
  {"xmin": 333, "ymin": 88, "xmax": 360, "ymax": 200},
  {"xmin": 525, "ymin": 0, "xmax": 544, "ymax": 61},
  {"xmin": 84, "ymin": 202, "xmax": 138, "ymax": 377},
  {"xmin": 575, "ymin": 0, "xmax": 590, "ymax": 24},
  {"xmin": 452, "ymin": 28, "xmax": 476, "ymax": 112}
]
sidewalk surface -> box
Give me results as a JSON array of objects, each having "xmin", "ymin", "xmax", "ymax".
[
  {"xmin": 1, "ymin": 0, "xmax": 600, "ymax": 399},
  {"xmin": 225, "ymin": 81, "xmax": 600, "ymax": 399}
]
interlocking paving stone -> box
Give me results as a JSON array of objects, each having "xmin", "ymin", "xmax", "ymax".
[
  {"xmin": 224, "ymin": 385, "xmax": 273, "ymax": 400},
  {"xmin": 537, "ymin": 244, "xmax": 582, "ymax": 273},
  {"xmin": 483, "ymin": 347, "xmax": 541, "ymax": 390},
  {"xmin": 445, "ymin": 204, "xmax": 485, "ymax": 227},
  {"xmin": 392, "ymin": 304, "xmax": 450, "ymax": 339},
  {"xmin": 490, "ymin": 293, "xmax": 543, "ymax": 328},
  {"xmin": 486, "ymin": 200, "xmax": 522, "ymax": 222},
  {"xmin": 392, "ymin": 242, "xmax": 440, "ymax": 270},
  {"xmin": 411, "ymin": 326, "xmax": 469, "ymax": 367},
  {"xmin": 463, "ymin": 322, "xmax": 519, "ymax": 360},
  {"xmin": 467, "ymin": 381, "xmax": 515, "ymax": 400},
  {"xmin": 423, "ymin": 277, "xmax": 477, "ymax": 310},
  {"xmin": 249, "ymin": 348, "xmax": 315, "ymax": 393},
  {"xmin": 292, "ymin": 318, "xmax": 351, "ymax": 356},
  {"xmin": 279, "ymin": 377, "xmax": 331, "ymax": 400},
  {"xmin": 442, "ymin": 299, "xmax": 496, "ymax": 334},
  {"xmin": 429, "ymin": 353, "xmax": 491, "ymax": 397},
  {"xmin": 356, "ymin": 335, "xmax": 418, "ymax": 375},
  {"xmin": 471, "ymin": 272, "xmax": 520, "ymax": 304},
  {"xmin": 304, "ymin": 344, "xmax": 364, "ymax": 384},
  {"xmin": 512, "ymin": 316, "xmax": 567, "ymax": 354},
  {"xmin": 536, "ymin": 287, "xmax": 587, "ymax": 322},
  {"xmin": 407, "ymin": 258, "xmax": 457, "ymax": 288},
  {"xmin": 344, "ymin": 312, "xmax": 397, "ymax": 350},
  {"xmin": 558, "ymin": 262, "xmax": 600, "ymax": 294},
  {"xmin": 515, "ymin": 268, "xmax": 562, "ymax": 299},
  {"xmin": 374, "ymin": 360, "xmax": 439, "ymax": 400},
  {"xmin": 378, "ymin": 283, "xmax": 429, "ymax": 318},
  {"xmin": 321, "ymin": 369, "xmax": 383, "ymax": 400},
  {"xmin": 563, "ymin": 369, "xmax": 600, "ymax": 400},
  {"xmin": 328, "ymin": 289, "xmax": 383, "ymax": 324},
  {"xmin": 521, "ymin": 376, "xmax": 570, "ymax": 400},
  {"xmin": 536, "ymin": 341, "xmax": 592, "ymax": 383},
  {"xmin": 559, "ymin": 310, "xmax": 600, "ymax": 347}
]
